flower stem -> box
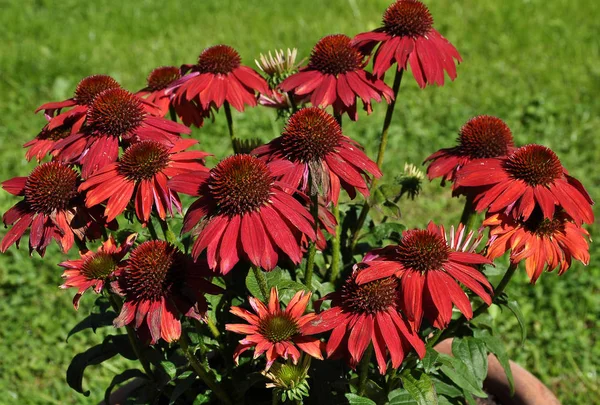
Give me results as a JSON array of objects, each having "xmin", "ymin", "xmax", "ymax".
[
  {"xmin": 147, "ymin": 219, "xmax": 159, "ymax": 240},
  {"xmin": 205, "ymin": 317, "xmax": 221, "ymax": 339},
  {"xmin": 351, "ymin": 69, "xmax": 404, "ymax": 252},
  {"xmin": 329, "ymin": 204, "xmax": 341, "ymax": 283},
  {"xmin": 357, "ymin": 344, "xmax": 373, "ymax": 396},
  {"xmin": 158, "ymin": 218, "xmax": 179, "ymax": 246},
  {"xmin": 459, "ymin": 195, "xmax": 476, "ymax": 230},
  {"xmin": 252, "ymin": 265, "xmax": 270, "ymax": 301},
  {"xmin": 179, "ymin": 331, "xmax": 233, "ymax": 405},
  {"xmin": 304, "ymin": 181, "xmax": 319, "ymax": 288},
  {"xmin": 224, "ymin": 101, "xmax": 238, "ymax": 154},
  {"xmin": 427, "ymin": 262, "xmax": 519, "ymax": 348},
  {"xmin": 108, "ymin": 293, "xmax": 155, "ymax": 379}
]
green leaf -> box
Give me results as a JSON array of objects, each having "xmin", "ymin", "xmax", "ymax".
[
  {"xmin": 169, "ymin": 373, "xmax": 196, "ymax": 405},
  {"xmin": 345, "ymin": 393, "xmax": 377, "ymax": 405},
  {"xmin": 277, "ymin": 279, "xmax": 310, "ymax": 293},
  {"xmin": 432, "ymin": 378, "xmax": 463, "ymax": 398},
  {"xmin": 66, "ymin": 310, "xmax": 117, "ymax": 341},
  {"xmin": 503, "ymin": 299, "xmax": 527, "ymax": 345},
  {"xmin": 245, "ymin": 267, "xmax": 283, "ymax": 298},
  {"xmin": 451, "ymin": 337, "xmax": 488, "ymax": 384},
  {"xmin": 67, "ymin": 344, "xmax": 119, "ymax": 395},
  {"xmin": 420, "ymin": 348, "xmax": 440, "ymax": 373},
  {"xmin": 160, "ymin": 360, "xmax": 177, "ymax": 380},
  {"xmin": 437, "ymin": 354, "xmax": 487, "ymax": 398},
  {"xmin": 104, "ymin": 369, "xmax": 147, "ymax": 404},
  {"xmin": 193, "ymin": 393, "xmax": 210, "ymax": 404},
  {"xmin": 400, "ymin": 370, "xmax": 437, "ymax": 405},
  {"xmin": 479, "ymin": 335, "xmax": 515, "ymax": 394},
  {"xmin": 388, "ymin": 388, "xmax": 418, "ymax": 404}
]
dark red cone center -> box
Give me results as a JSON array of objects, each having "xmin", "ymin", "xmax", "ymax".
[
  {"xmin": 209, "ymin": 154, "xmax": 273, "ymax": 217},
  {"xmin": 147, "ymin": 66, "xmax": 181, "ymax": 91},
  {"xmin": 395, "ymin": 230, "xmax": 450, "ymax": 272},
  {"xmin": 74, "ymin": 75, "xmax": 121, "ymax": 106},
  {"xmin": 383, "ymin": 0, "xmax": 434, "ymax": 37},
  {"xmin": 196, "ymin": 45, "xmax": 242, "ymax": 75},
  {"xmin": 458, "ymin": 115, "xmax": 514, "ymax": 159},
  {"xmin": 504, "ymin": 145, "xmax": 563, "ymax": 186},
  {"xmin": 118, "ymin": 141, "xmax": 171, "ymax": 181},
  {"xmin": 24, "ymin": 162, "xmax": 79, "ymax": 215},
  {"xmin": 309, "ymin": 34, "xmax": 364, "ymax": 76},
  {"xmin": 87, "ymin": 88, "xmax": 145, "ymax": 137},
  {"xmin": 122, "ymin": 241, "xmax": 183, "ymax": 301},
  {"xmin": 280, "ymin": 107, "xmax": 343, "ymax": 162},
  {"xmin": 523, "ymin": 209, "xmax": 566, "ymax": 237},
  {"xmin": 341, "ymin": 275, "xmax": 398, "ymax": 314}
]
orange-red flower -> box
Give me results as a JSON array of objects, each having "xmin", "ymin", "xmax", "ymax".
[
  {"xmin": 425, "ymin": 116, "xmax": 515, "ymax": 186},
  {"xmin": 253, "ymin": 107, "xmax": 382, "ymax": 205},
  {"xmin": 24, "ymin": 121, "xmax": 74, "ymax": 162},
  {"xmin": 1, "ymin": 162, "xmax": 110, "ymax": 256},
  {"xmin": 226, "ymin": 288, "xmax": 323, "ymax": 369},
  {"xmin": 168, "ymin": 154, "xmax": 316, "ymax": 274},
  {"xmin": 59, "ymin": 234, "xmax": 137, "ymax": 309},
  {"xmin": 455, "ymin": 144, "xmax": 594, "ymax": 225},
  {"xmin": 279, "ymin": 35, "xmax": 393, "ymax": 121},
  {"xmin": 168, "ymin": 45, "xmax": 269, "ymax": 113},
  {"xmin": 52, "ymin": 88, "xmax": 191, "ymax": 178},
  {"xmin": 352, "ymin": 0, "xmax": 461, "ymax": 87},
  {"xmin": 303, "ymin": 271, "xmax": 425, "ymax": 374},
  {"xmin": 484, "ymin": 210, "xmax": 590, "ymax": 283},
  {"xmin": 113, "ymin": 240, "xmax": 220, "ymax": 344},
  {"xmin": 79, "ymin": 139, "xmax": 208, "ymax": 223},
  {"xmin": 355, "ymin": 222, "xmax": 493, "ymax": 330}
]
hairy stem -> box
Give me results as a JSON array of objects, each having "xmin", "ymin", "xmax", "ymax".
[
  {"xmin": 304, "ymin": 183, "xmax": 319, "ymax": 288},
  {"xmin": 252, "ymin": 265, "xmax": 270, "ymax": 301},
  {"xmin": 460, "ymin": 195, "xmax": 476, "ymax": 230},
  {"xmin": 179, "ymin": 331, "xmax": 232, "ymax": 405},
  {"xmin": 224, "ymin": 101, "xmax": 238, "ymax": 154},
  {"xmin": 357, "ymin": 345, "xmax": 373, "ymax": 396},
  {"xmin": 329, "ymin": 204, "xmax": 341, "ymax": 282}
]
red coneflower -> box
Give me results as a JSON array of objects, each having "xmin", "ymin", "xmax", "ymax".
[
  {"xmin": 168, "ymin": 45, "xmax": 270, "ymax": 113},
  {"xmin": 484, "ymin": 210, "xmax": 590, "ymax": 283},
  {"xmin": 53, "ymin": 88, "xmax": 191, "ymax": 179},
  {"xmin": 36, "ymin": 75, "xmax": 122, "ymax": 134},
  {"xmin": 253, "ymin": 108, "xmax": 382, "ymax": 205},
  {"xmin": 355, "ymin": 222, "xmax": 493, "ymax": 330},
  {"xmin": 136, "ymin": 66, "xmax": 211, "ymax": 128},
  {"xmin": 352, "ymin": 0, "xmax": 462, "ymax": 87},
  {"xmin": 425, "ymin": 116, "xmax": 515, "ymax": 186},
  {"xmin": 113, "ymin": 240, "xmax": 220, "ymax": 344},
  {"xmin": 279, "ymin": 35, "xmax": 393, "ymax": 121},
  {"xmin": 226, "ymin": 287, "xmax": 323, "ymax": 369},
  {"xmin": 79, "ymin": 139, "xmax": 208, "ymax": 223},
  {"xmin": 59, "ymin": 233, "xmax": 137, "ymax": 309},
  {"xmin": 24, "ymin": 122, "xmax": 73, "ymax": 162},
  {"xmin": 1, "ymin": 161, "xmax": 107, "ymax": 256},
  {"xmin": 303, "ymin": 271, "xmax": 425, "ymax": 374},
  {"xmin": 455, "ymin": 144, "xmax": 594, "ymax": 225},
  {"xmin": 168, "ymin": 154, "xmax": 316, "ymax": 274}
]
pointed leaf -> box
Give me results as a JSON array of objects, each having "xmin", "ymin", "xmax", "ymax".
[
  {"xmin": 104, "ymin": 369, "xmax": 147, "ymax": 404},
  {"xmin": 451, "ymin": 337, "xmax": 488, "ymax": 384},
  {"xmin": 400, "ymin": 370, "xmax": 438, "ymax": 405}
]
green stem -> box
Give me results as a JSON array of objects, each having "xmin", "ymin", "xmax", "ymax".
[
  {"xmin": 351, "ymin": 69, "xmax": 404, "ymax": 251},
  {"xmin": 108, "ymin": 294, "xmax": 155, "ymax": 379},
  {"xmin": 224, "ymin": 101, "xmax": 238, "ymax": 154},
  {"xmin": 158, "ymin": 218, "xmax": 178, "ymax": 245},
  {"xmin": 252, "ymin": 265, "xmax": 270, "ymax": 301},
  {"xmin": 205, "ymin": 317, "xmax": 221, "ymax": 339},
  {"xmin": 179, "ymin": 331, "xmax": 233, "ymax": 405},
  {"xmin": 304, "ymin": 184, "xmax": 319, "ymax": 288},
  {"xmin": 357, "ymin": 345, "xmax": 373, "ymax": 396},
  {"xmin": 329, "ymin": 204, "xmax": 341, "ymax": 283},
  {"xmin": 427, "ymin": 262, "xmax": 519, "ymax": 348},
  {"xmin": 147, "ymin": 219, "xmax": 159, "ymax": 240},
  {"xmin": 272, "ymin": 390, "xmax": 279, "ymax": 405},
  {"xmin": 460, "ymin": 195, "xmax": 476, "ymax": 230}
]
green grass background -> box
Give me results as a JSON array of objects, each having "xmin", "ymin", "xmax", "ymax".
[{"xmin": 1, "ymin": 0, "xmax": 598, "ymax": 403}]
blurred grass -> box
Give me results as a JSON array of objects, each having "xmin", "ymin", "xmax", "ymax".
[{"xmin": 0, "ymin": 0, "xmax": 598, "ymax": 403}]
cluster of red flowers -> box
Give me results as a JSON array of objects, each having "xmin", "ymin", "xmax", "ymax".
[{"xmin": 1, "ymin": 0, "xmax": 593, "ymax": 388}]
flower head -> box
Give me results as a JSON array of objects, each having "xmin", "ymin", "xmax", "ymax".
[
  {"xmin": 455, "ymin": 144, "xmax": 594, "ymax": 225},
  {"xmin": 355, "ymin": 222, "xmax": 493, "ymax": 329},
  {"xmin": 79, "ymin": 139, "xmax": 208, "ymax": 223},
  {"xmin": 168, "ymin": 154, "xmax": 316, "ymax": 273},
  {"xmin": 253, "ymin": 107, "xmax": 382, "ymax": 204},
  {"xmin": 1, "ymin": 161, "xmax": 109, "ymax": 256},
  {"xmin": 352, "ymin": 0, "xmax": 462, "ymax": 87},
  {"xmin": 279, "ymin": 35, "xmax": 393, "ymax": 121},
  {"xmin": 263, "ymin": 357, "xmax": 311, "ymax": 403},
  {"xmin": 113, "ymin": 240, "xmax": 219, "ymax": 344},
  {"xmin": 35, "ymin": 75, "xmax": 122, "ymax": 136},
  {"xmin": 168, "ymin": 44, "xmax": 269, "ymax": 115},
  {"xmin": 425, "ymin": 116, "xmax": 515, "ymax": 185},
  {"xmin": 226, "ymin": 288, "xmax": 323, "ymax": 369},
  {"xmin": 52, "ymin": 88, "xmax": 191, "ymax": 178},
  {"xmin": 396, "ymin": 163, "xmax": 425, "ymax": 200},
  {"xmin": 60, "ymin": 234, "xmax": 137, "ymax": 308},
  {"xmin": 303, "ymin": 271, "xmax": 425, "ymax": 374},
  {"xmin": 24, "ymin": 122, "xmax": 74, "ymax": 162},
  {"xmin": 484, "ymin": 210, "xmax": 590, "ymax": 283}
]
